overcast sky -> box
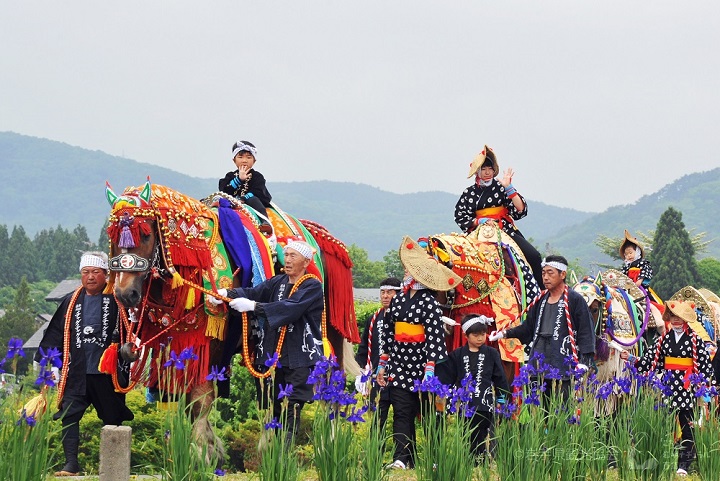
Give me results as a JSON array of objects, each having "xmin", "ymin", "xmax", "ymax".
[{"xmin": 2, "ymin": 1, "xmax": 719, "ymax": 212}]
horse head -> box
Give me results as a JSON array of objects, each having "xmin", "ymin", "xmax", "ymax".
[{"xmin": 105, "ymin": 179, "xmax": 159, "ymax": 308}]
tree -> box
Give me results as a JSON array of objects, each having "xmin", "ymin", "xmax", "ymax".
[
  {"xmin": 382, "ymin": 248, "xmax": 404, "ymax": 279},
  {"xmin": 698, "ymin": 258, "xmax": 720, "ymax": 295},
  {"xmin": 348, "ymin": 244, "xmax": 386, "ymax": 288},
  {"xmin": 5, "ymin": 226, "xmax": 38, "ymax": 286},
  {"xmin": 97, "ymin": 218, "xmax": 110, "ymax": 252},
  {"xmin": 0, "ymin": 277, "xmax": 38, "ymax": 375},
  {"xmin": 0, "ymin": 225, "xmax": 9, "ymax": 286},
  {"xmin": 651, "ymin": 207, "xmax": 701, "ymax": 299}
]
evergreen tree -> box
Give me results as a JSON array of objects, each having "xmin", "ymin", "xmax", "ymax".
[
  {"xmin": 97, "ymin": 218, "xmax": 110, "ymax": 252},
  {"xmin": 6, "ymin": 226, "xmax": 38, "ymax": 285},
  {"xmin": 651, "ymin": 207, "xmax": 700, "ymax": 299},
  {"xmin": 0, "ymin": 225, "xmax": 9, "ymax": 286},
  {"xmin": 0, "ymin": 277, "xmax": 38, "ymax": 375}
]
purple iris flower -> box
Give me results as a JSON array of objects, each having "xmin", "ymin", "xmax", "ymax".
[
  {"xmin": 5, "ymin": 337, "xmax": 25, "ymax": 360},
  {"xmin": 278, "ymin": 383, "xmax": 294, "ymax": 399},
  {"xmin": 163, "ymin": 350, "xmax": 184, "ymax": 370},
  {"xmin": 206, "ymin": 365, "xmax": 228, "ymax": 382},
  {"xmin": 264, "ymin": 352, "xmax": 281, "ymax": 369},
  {"xmin": 38, "ymin": 347, "xmax": 63, "ymax": 369},
  {"xmin": 178, "ymin": 347, "xmax": 198, "ymax": 362}
]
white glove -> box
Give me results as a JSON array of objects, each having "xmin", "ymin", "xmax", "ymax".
[
  {"xmin": 229, "ymin": 297, "xmax": 256, "ymax": 312},
  {"xmin": 488, "ymin": 330, "xmax": 505, "ymax": 342},
  {"xmin": 576, "ymin": 363, "xmax": 589, "ymax": 374},
  {"xmin": 207, "ymin": 288, "xmax": 228, "ymax": 306},
  {"xmin": 355, "ymin": 369, "xmax": 370, "ymax": 396}
]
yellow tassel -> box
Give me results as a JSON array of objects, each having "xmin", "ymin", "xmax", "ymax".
[
  {"xmin": 185, "ymin": 288, "xmax": 196, "ymax": 310},
  {"xmin": 22, "ymin": 393, "xmax": 47, "ymax": 417},
  {"xmin": 103, "ymin": 272, "xmax": 116, "ymax": 295},
  {"xmin": 205, "ymin": 314, "xmax": 227, "ymax": 341},
  {"xmin": 171, "ymin": 271, "xmax": 184, "ymax": 289},
  {"xmin": 323, "ymin": 337, "xmax": 333, "ymax": 358}
]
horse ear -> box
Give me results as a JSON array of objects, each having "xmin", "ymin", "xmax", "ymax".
[
  {"xmin": 139, "ymin": 177, "xmax": 152, "ymax": 203},
  {"xmin": 594, "ymin": 272, "xmax": 603, "ymax": 287},
  {"xmin": 106, "ymin": 181, "xmax": 118, "ymax": 206}
]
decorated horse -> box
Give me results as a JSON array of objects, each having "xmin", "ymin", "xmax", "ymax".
[
  {"xmin": 423, "ymin": 223, "xmax": 541, "ymax": 382},
  {"xmin": 572, "ymin": 269, "xmax": 665, "ymax": 412},
  {"xmin": 102, "ymin": 179, "xmax": 359, "ymax": 460}
]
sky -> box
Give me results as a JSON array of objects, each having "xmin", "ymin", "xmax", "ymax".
[{"xmin": 2, "ymin": 1, "xmax": 719, "ymax": 213}]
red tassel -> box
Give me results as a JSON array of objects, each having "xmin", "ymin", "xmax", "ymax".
[{"xmin": 98, "ymin": 343, "xmax": 119, "ymax": 374}]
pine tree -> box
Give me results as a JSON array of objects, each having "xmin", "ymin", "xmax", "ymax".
[
  {"xmin": 651, "ymin": 207, "xmax": 700, "ymax": 299},
  {"xmin": 0, "ymin": 277, "xmax": 38, "ymax": 375},
  {"xmin": 0, "ymin": 225, "xmax": 9, "ymax": 287},
  {"xmin": 6, "ymin": 226, "xmax": 38, "ymax": 285}
]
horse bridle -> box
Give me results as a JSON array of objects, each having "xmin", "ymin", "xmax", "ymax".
[{"xmin": 109, "ymin": 243, "xmax": 163, "ymax": 278}]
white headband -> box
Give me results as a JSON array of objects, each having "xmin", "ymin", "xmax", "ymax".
[
  {"xmin": 462, "ymin": 315, "xmax": 494, "ymax": 333},
  {"xmin": 284, "ymin": 240, "xmax": 315, "ymax": 260},
  {"xmin": 541, "ymin": 260, "xmax": 568, "ymax": 272},
  {"xmin": 79, "ymin": 253, "xmax": 108, "ymax": 271},
  {"xmin": 379, "ymin": 285, "xmax": 401, "ymax": 291},
  {"xmin": 232, "ymin": 143, "xmax": 257, "ymax": 159}
]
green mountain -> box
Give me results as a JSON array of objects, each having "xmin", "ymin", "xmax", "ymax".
[{"xmin": 1, "ymin": 131, "xmax": 716, "ymax": 264}]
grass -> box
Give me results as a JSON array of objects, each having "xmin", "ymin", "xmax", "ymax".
[{"xmin": 47, "ymin": 466, "xmax": 705, "ymax": 480}]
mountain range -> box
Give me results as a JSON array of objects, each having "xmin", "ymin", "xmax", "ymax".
[{"xmin": 1, "ymin": 131, "xmax": 717, "ymax": 266}]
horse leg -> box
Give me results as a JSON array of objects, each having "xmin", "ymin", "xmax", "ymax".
[{"xmin": 190, "ymin": 381, "xmax": 226, "ymax": 467}]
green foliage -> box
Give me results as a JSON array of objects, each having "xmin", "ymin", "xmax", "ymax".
[
  {"xmin": 651, "ymin": 207, "xmax": 701, "ymax": 299},
  {"xmin": 0, "ymin": 277, "xmax": 41, "ymax": 374},
  {"xmin": 0, "ymin": 279, "xmax": 57, "ymax": 313},
  {"xmin": 698, "ymin": 258, "xmax": 720, "ymax": 295},
  {"xmin": 382, "ymin": 249, "xmax": 403, "ymax": 279},
  {"xmin": 355, "ymin": 300, "xmax": 382, "ymax": 334},
  {"xmin": 215, "ymin": 363, "xmax": 261, "ymax": 428},
  {"xmin": 348, "ymin": 244, "xmax": 386, "ymax": 288},
  {"xmin": 0, "ymin": 389, "xmax": 61, "ymax": 480}
]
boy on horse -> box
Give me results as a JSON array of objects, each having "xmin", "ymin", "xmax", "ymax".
[{"xmin": 219, "ymin": 140, "xmax": 274, "ymax": 235}]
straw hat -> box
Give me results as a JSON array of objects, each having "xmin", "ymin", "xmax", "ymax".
[
  {"xmin": 619, "ymin": 230, "xmax": 645, "ymax": 258},
  {"xmin": 698, "ymin": 288, "xmax": 720, "ymax": 304},
  {"xmin": 666, "ymin": 289, "xmax": 712, "ymax": 342},
  {"xmin": 664, "ymin": 299, "xmax": 698, "ymax": 325},
  {"xmin": 467, "ymin": 145, "xmax": 498, "ymax": 178},
  {"xmin": 399, "ymin": 236, "xmax": 462, "ymax": 292}
]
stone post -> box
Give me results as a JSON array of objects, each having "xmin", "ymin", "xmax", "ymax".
[{"xmin": 99, "ymin": 425, "xmax": 131, "ymax": 481}]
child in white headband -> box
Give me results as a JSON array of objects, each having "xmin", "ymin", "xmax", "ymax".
[{"xmin": 437, "ymin": 313, "xmax": 509, "ymax": 463}]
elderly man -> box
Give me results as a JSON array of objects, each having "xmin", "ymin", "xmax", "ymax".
[
  {"xmin": 355, "ymin": 277, "xmax": 402, "ymax": 430},
  {"xmin": 211, "ymin": 239, "xmax": 324, "ymax": 440},
  {"xmin": 37, "ymin": 251, "xmax": 134, "ymax": 477},
  {"xmin": 491, "ymin": 255, "xmax": 595, "ymax": 397}
]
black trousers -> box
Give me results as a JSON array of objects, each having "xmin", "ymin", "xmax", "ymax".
[
  {"xmin": 54, "ymin": 374, "xmax": 134, "ymax": 426},
  {"xmin": 469, "ymin": 410, "xmax": 493, "ymax": 459},
  {"xmin": 677, "ymin": 409, "xmax": 696, "ymax": 470},
  {"xmin": 508, "ymin": 229, "xmax": 543, "ymax": 285},
  {"xmin": 388, "ymin": 386, "xmax": 420, "ymax": 467},
  {"xmin": 255, "ymin": 366, "xmax": 314, "ymax": 440}
]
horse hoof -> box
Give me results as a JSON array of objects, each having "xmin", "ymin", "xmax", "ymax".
[{"xmin": 120, "ymin": 343, "xmax": 140, "ymax": 362}]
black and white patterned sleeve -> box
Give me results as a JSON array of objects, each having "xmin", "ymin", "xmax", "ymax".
[
  {"xmin": 423, "ymin": 294, "xmax": 448, "ymax": 364},
  {"xmin": 454, "ymin": 187, "xmax": 477, "ymax": 233}
]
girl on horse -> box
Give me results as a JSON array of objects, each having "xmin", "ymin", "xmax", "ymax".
[
  {"xmin": 454, "ymin": 145, "xmax": 542, "ymax": 283},
  {"xmin": 620, "ymin": 230, "xmax": 653, "ymax": 288}
]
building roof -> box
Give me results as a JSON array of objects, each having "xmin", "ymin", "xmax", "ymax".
[
  {"xmin": 24, "ymin": 319, "xmax": 51, "ymax": 350},
  {"xmin": 353, "ymin": 288, "xmax": 380, "ymax": 302},
  {"xmin": 45, "ymin": 279, "xmax": 82, "ymax": 302}
]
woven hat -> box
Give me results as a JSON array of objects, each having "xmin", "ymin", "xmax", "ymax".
[
  {"xmin": 619, "ymin": 230, "xmax": 644, "ymax": 258},
  {"xmin": 466, "ymin": 145, "xmax": 498, "ymax": 178},
  {"xmin": 664, "ymin": 299, "xmax": 697, "ymax": 325},
  {"xmin": 399, "ymin": 236, "xmax": 462, "ymax": 292}
]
